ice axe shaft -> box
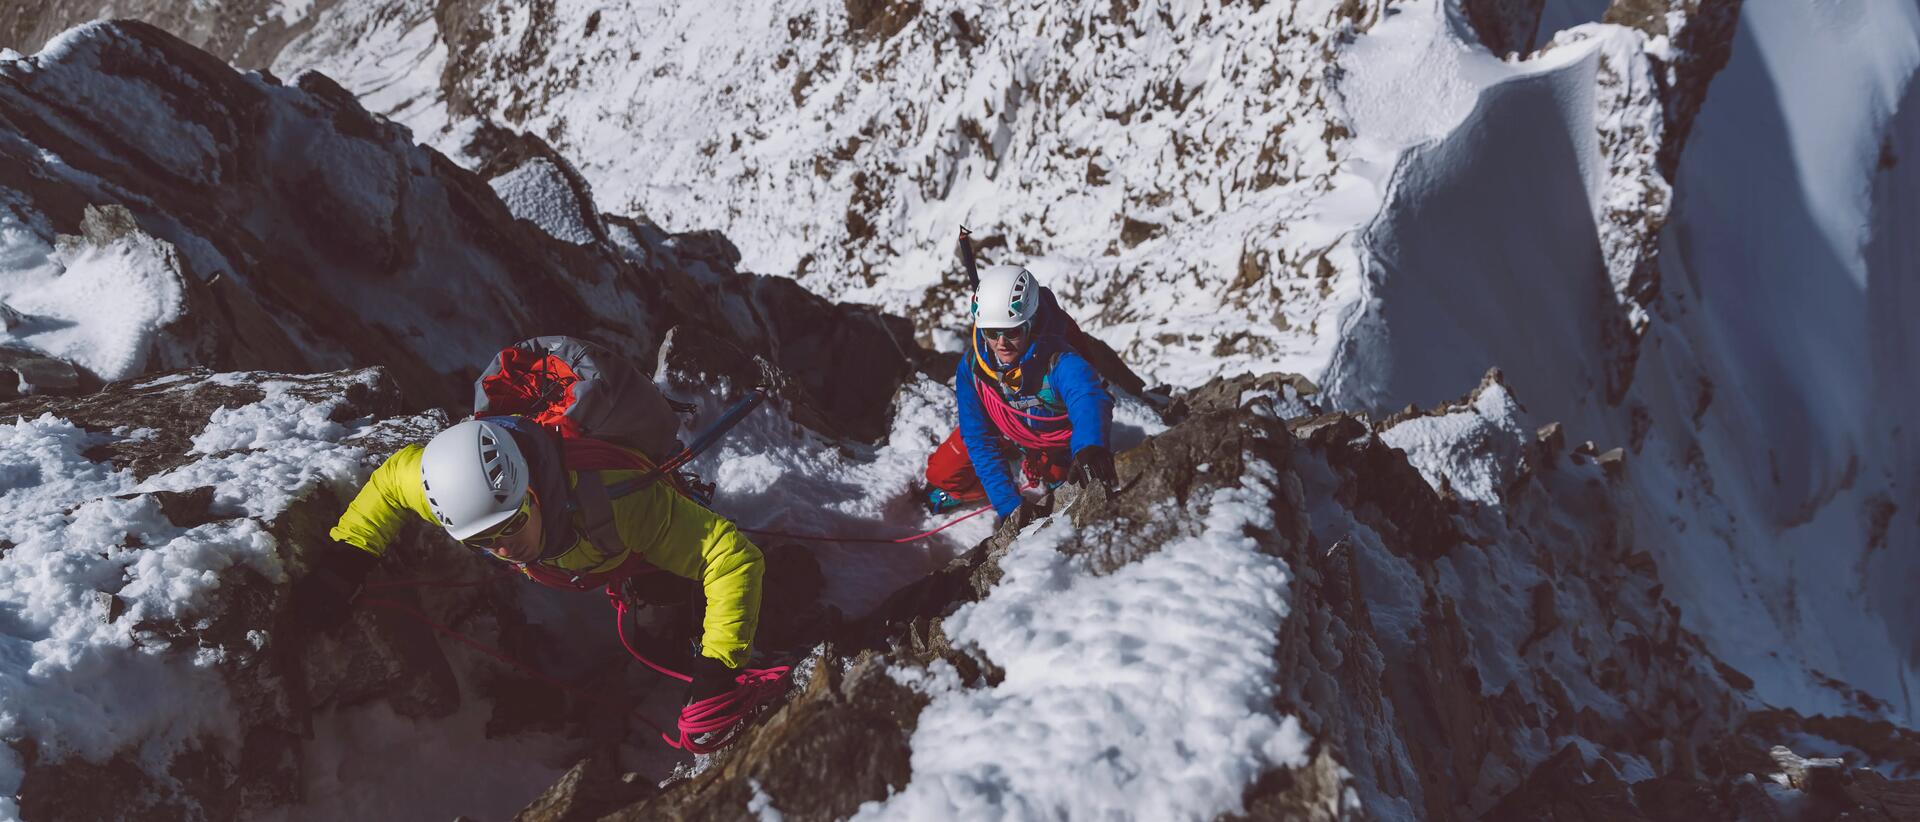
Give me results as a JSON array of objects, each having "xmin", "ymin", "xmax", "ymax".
[
  {"xmin": 605, "ymin": 390, "xmax": 765, "ymax": 499},
  {"xmin": 675, "ymin": 390, "xmax": 765, "ymax": 467},
  {"xmin": 958, "ymin": 226, "xmax": 980, "ymax": 290}
]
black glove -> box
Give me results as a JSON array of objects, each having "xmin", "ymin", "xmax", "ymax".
[
  {"xmin": 685, "ymin": 655, "xmax": 741, "ymax": 706},
  {"xmin": 994, "ymin": 503, "xmax": 1041, "ymax": 532},
  {"xmin": 1069, "ymin": 446, "xmax": 1118, "ymax": 490},
  {"xmin": 292, "ymin": 541, "xmax": 378, "ymax": 632}
]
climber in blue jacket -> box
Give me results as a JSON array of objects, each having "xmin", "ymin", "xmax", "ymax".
[{"xmin": 923, "ymin": 265, "xmax": 1117, "ymax": 524}]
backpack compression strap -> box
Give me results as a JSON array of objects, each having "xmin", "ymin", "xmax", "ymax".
[
  {"xmin": 562, "ymin": 437, "xmax": 661, "ymax": 564},
  {"xmin": 572, "ymin": 468, "xmax": 630, "ymax": 561}
]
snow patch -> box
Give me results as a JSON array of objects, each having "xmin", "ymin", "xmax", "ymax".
[
  {"xmin": 1379, "ymin": 382, "xmax": 1530, "ymax": 505},
  {"xmin": 856, "ymin": 459, "xmax": 1307, "ymax": 820},
  {"xmin": 746, "ymin": 779, "xmax": 786, "ymax": 822},
  {"xmin": 0, "ymin": 211, "xmax": 184, "ymax": 381},
  {"xmin": 0, "ymin": 416, "xmax": 237, "ymax": 817},
  {"xmin": 489, "ymin": 157, "xmax": 598, "ymax": 245}
]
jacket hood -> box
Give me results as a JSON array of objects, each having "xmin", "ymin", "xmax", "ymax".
[{"xmin": 493, "ymin": 416, "xmax": 578, "ymax": 560}]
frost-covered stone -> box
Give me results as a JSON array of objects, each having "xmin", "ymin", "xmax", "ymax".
[{"xmin": 490, "ymin": 156, "xmax": 601, "ymax": 246}]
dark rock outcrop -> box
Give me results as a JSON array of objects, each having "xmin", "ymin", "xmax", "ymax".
[
  {"xmin": 1602, "ymin": 0, "xmax": 1744, "ymax": 178},
  {"xmin": 0, "ymin": 345, "xmax": 83, "ymax": 399},
  {"xmin": 0, "ymin": 21, "xmax": 929, "ymax": 443},
  {"xmin": 512, "ymin": 754, "xmax": 658, "ymax": 822},
  {"xmin": 603, "ymin": 650, "xmax": 927, "ymax": 822},
  {"xmin": 1461, "ymin": 0, "xmax": 1548, "ymax": 57}
]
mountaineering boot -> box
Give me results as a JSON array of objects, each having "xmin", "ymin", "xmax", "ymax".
[{"xmin": 924, "ymin": 486, "xmax": 967, "ymax": 515}]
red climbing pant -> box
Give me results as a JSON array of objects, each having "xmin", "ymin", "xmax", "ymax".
[{"xmin": 924, "ymin": 427, "xmax": 1070, "ymax": 501}]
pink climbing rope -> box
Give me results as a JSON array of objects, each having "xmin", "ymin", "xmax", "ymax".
[
  {"xmin": 976, "ymin": 377, "xmax": 1073, "ymax": 450},
  {"xmin": 362, "ymin": 574, "xmax": 791, "ymax": 756},
  {"xmin": 742, "ymin": 503, "xmax": 994, "ymax": 544},
  {"xmin": 739, "ymin": 477, "xmax": 1041, "ymax": 545},
  {"xmin": 609, "ymin": 595, "xmax": 790, "ymax": 754},
  {"xmin": 355, "ymin": 463, "xmax": 1045, "ymax": 753},
  {"xmin": 359, "ymin": 595, "xmax": 680, "ymax": 742}
]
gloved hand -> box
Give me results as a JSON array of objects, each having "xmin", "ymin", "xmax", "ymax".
[
  {"xmin": 685, "ymin": 654, "xmax": 741, "ymax": 706},
  {"xmin": 993, "ymin": 503, "xmax": 1041, "ymax": 532},
  {"xmin": 292, "ymin": 541, "xmax": 378, "ymax": 632},
  {"xmin": 1069, "ymin": 445, "xmax": 1118, "ymax": 491}
]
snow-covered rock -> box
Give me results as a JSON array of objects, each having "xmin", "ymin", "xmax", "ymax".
[
  {"xmin": 0, "ymin": 367, "xmax": 449, "ymax": 820},
  {"xmin": 2, "ymin": 2, "xmax": 1918, "ymax": 820},
  {"xmin": 593, "ymin": 377, "xmax": 1920, "ymax": 820},
  {"xmin": 1326, "ymin": 0, "xmax": 1920, "ymax": 749},
  {"xmin": 0, "ymin": 21, "xmax": 931, "ymax": 445}
]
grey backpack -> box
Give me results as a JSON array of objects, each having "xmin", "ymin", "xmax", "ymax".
[{"xmin": 473, "ymin": 335, "xmax": 686, "ymax": 462}]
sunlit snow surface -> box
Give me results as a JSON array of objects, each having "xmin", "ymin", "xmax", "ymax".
[
  {"xmin": 851, "ymin": 460, "xmax": 1307, "ymax": 822},
  {"xmin": 275, "ymin": 0, "xmax": 1390, "ymax": 388},
  {"xmin": 0, "ymin": 202, "xmax": 184, "ymax": 383}
]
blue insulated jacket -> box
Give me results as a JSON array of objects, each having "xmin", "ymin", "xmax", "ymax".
[{"xmin": 955, "ymin": 287, "xmax": 1113, "ymax": 516}]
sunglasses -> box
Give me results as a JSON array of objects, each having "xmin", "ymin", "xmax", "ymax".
[
  {"xmin": 980, "ymin": 324, "xmax": 1030, "ymax": 341},
  {"xmin": 463, "ymin": 496, "xmax": 533, "ymax": 550}
]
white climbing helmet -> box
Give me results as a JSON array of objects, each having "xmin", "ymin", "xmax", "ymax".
[
  {"xmin": 420, "ymin": 419, "xmax": 529, "ymax": 540},
  {"xmin": 972, "ymin": 265, "xmax": 1041, "ymax": 329}
]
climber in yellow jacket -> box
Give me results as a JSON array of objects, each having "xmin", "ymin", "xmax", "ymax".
[{"xmin": 295, "ymin": 417, "xmax": 763, "ymax": 707}]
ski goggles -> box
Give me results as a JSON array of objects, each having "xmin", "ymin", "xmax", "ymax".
[
  {"xmin": 463, "ymin": 496, "xmax": 533, "ymax": 550},
  {"xmin": 979, "ymin": 323, "xmax": 1030, "ymax": 341}
]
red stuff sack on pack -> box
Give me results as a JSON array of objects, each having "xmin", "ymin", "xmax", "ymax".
[{"xmin": 474, "ymin": 335, "xmax": 684, "ymax": 462}]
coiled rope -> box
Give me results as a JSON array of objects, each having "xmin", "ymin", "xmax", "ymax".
[
  {"xmin": 358, "ymin": 574, "xmax": 789, "ymax": 755},
  {"xmin": 975, "ymin": 376, "xmax": 1072, "ymax": 450}
]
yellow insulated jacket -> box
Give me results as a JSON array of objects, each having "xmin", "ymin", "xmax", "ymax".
[{"xmin": 328, "ymin": 444, "xmax": 763, "ymax": 668}]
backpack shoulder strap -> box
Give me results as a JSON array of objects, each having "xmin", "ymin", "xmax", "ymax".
[{"xmin": 571, "ymin": 469, "xmax": 630, "ymax": 560}]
